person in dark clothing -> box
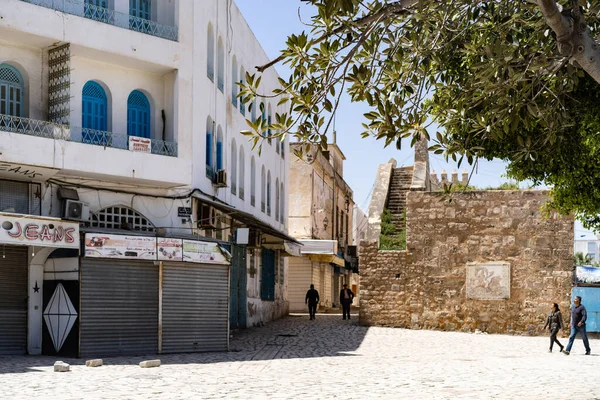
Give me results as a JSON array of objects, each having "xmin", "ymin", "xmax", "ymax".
[
  {"xmin": 564, "ymin": 296, "xmax": 591, "ymax": 355},
  {"xmin": 305, "ymin": 284, "xmax": 319, "ymax": 320},
  {"xmin": 339, "ymin": 284, "xmax": 355, "ymax": 320},
  {"xmin": 543, "ymin": 303, "xmax": 564, "ymax": 353}
]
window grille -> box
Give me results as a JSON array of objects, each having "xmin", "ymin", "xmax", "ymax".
[{"xmin": 90, "ymin": 206, "xmax": 155, "ymax": 231}]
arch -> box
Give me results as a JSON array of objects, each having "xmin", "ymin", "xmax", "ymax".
[
  {"xmin": 239, "ymin": 66, "xmax": 246, "ymax": 116},
  {"xmin": 275, "ymin": 177, "xmax": 280, "ymax": 222},
  {"xmin": 250, "ymin": 156, "xmax": 256, "ymax": 207},
  {"xmin": 0, "ymin": 63, "xmax": 25, "ymax": 117},
  {"xmin": 266, "ymin": 171, "xmax": 272, "ymax": 216},
  {"xmin": 207, "ymin": 23, "xmax": 215, "ymax": 81},
  {"xmin": 260, "ymin": 165, "xmax": 266, "ymax": 212},
  {"xmin": 206, "ymin": 116, "xmax": 214, "ymax": 177},
  {"xmin": 231, "ymin": 138, "xmax": 237, "ymax": 195},
  {"xmin": 239, "ymin": 146, "xmax": 245, "ymax": 200},
  {"xmin": 216, "ymin": 126, "xmax": 223, "ymax": 171},
  {"xmin": 217, "ymin": 36, "xmax": 225, "ymax": 92},
  {"xmin": 231, "ymin": 56, "xmax": 238, "ymax": 107},
  {"xmin": 127, "ymin": 90, "xmax": 151, "ymax": 138},
  {"xmin": 280, "ymin": 182, "xmax": 284, "ymax": 223},
  {"xmin": 90, "ymin": 205, "xmax": 155, "ymax": 232}
]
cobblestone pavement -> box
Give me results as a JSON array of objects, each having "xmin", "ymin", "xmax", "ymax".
[{"xmin": 2, "ymin": 313, "xmax": 600, "ymax": 399}]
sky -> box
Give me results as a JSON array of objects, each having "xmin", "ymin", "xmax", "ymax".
[{"xmin": 233, "ymin": 1, "xmax": 566, "ymax": 217}]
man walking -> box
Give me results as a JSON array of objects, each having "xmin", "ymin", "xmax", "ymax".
[
  {"xmin": 339, "ymin": 283, "xmax": 355, "ymax": 320},
  {"xmin": 305, "ymin": 284, "xmax": 319, "ymax": 320},
  {"xmin": 563, "ymin": 296, "xmax": 591, "ymax": 355}
]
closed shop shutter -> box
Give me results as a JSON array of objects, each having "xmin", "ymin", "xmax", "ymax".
[
  {"xmin": 0, "ymin": 246, "xmax": 28, "ymax": 355},
  {"xmin": 80, "ymin": 259, "xmax": 159, "ymax": 357},
  {"xmin": 162, "ymin": 262, "xmax": 229, "ymax": 353}
]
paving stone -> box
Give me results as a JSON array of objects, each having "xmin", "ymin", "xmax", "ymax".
[
  {"xmin": 85, "ymin": 359, "xmax": 103, "ymax": 367},
  {"xmin": 53, "ymin": 361, "xmax": 70, "ymax": 372},
  {"xmin": 139, "ymin": 360, "xmax": 161, "ymax": 368}
]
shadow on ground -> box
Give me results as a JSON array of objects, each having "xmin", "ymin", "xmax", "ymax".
[{"xmin": 0, "ymin": 313, "xmax": 368, "ymax": 373}]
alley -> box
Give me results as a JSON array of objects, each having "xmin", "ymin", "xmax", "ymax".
[{"xmin": 2, "ymin": 314, "xmax": 600, "ymax": 399}]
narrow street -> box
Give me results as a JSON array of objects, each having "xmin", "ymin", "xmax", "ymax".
[{"xmin": 2, "ymin": 314, "xmax": 600, "ymax": 399}]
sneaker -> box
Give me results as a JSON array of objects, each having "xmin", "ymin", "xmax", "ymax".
[{"xmin": 563, "ymin": 350, "xmax": 570, "ymax": 355}]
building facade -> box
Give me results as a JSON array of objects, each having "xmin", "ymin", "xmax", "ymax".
[
  {"xmin": 288, "ymin": 142, "xmax": 357, "ymax": 311},
  {"xmin": 0, "ymin": 0, "xmax": 291, "ymax": 357}
]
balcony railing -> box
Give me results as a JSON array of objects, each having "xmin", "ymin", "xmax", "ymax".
[
  {"xmin": 22, "ymin": 0, "xmax": 178, "ymax": 41},
  {"xmin": 0, "ymin": 114, "xmax": 178, "ymax": 157}
]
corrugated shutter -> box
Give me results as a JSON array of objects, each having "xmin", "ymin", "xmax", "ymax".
[
  {"xmin": 0, "ymin": 246, "xmax": 28, "ymax": 355},
  {"xmin": 80, "ymin": 259, "xmax": 158, "ymax": 357},
  {"xmin": 162, "ymin": 262, "xmax": 229, "ymax": 353}
]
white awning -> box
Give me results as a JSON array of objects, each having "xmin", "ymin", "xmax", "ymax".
[{"xmin": 298, "ymin": 239, "xmax": 338, "ymax": 255}]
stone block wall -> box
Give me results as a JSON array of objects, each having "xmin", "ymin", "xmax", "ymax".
[{"xmin": 360, "ymin": 190, "xmax": 574, "ymax": 335}]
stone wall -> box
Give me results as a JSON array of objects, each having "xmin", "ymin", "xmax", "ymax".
[{"xmin": 360, "ymin": 190, "xmax": 574, "ymax": 335}]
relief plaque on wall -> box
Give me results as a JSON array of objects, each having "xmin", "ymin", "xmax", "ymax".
[{"xmin": 466, "ymin": 262, "xmax": 510, "ymax": 300}]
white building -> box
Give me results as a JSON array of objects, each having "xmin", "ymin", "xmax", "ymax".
[
  {"xmin": 575, "ymin": 233, "xmax": 600, "ymax": 263},
  {"xmin": 0, "ymin": 0, "xmax": 293, "ymax": 357}
]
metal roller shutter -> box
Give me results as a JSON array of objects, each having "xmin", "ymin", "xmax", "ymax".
[
  {"xmin": 0, "ymin": 246, "xmax": 28, "ymax": 355},
  {"xmin": 80, "ymin": 259, "xmax": 158, "ymax": 357},
  {"xmin": 162, "ymin": 262, "xmax": 229, "ymax": 353}
]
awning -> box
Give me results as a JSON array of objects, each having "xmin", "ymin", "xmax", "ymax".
[
  {"xmin": 263, "ymin": 241, "xmax": 303, "ymax": 257},
  {"xmin": 193, "ymin": 194, "xmax": 300, "ymax": 244},
  {"xmin": 307, "ymin": 254, "xmax": 345, "ymax": 267},
  {"xmin": 298, "ymin": 239, "xmax": 338, "ymax": 255}
]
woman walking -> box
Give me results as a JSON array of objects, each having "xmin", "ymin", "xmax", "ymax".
[{"xmin": 543, "ymin": 303, "xmax": 565, "ymax": 353}]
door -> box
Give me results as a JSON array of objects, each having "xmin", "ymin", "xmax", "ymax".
[
  {"xmin": 261, "ymin": 249, "xmax": 275, "ymax": 301},
  {"xmin": 84, "ymin": 0, "xmax": 109, "ymax": 22},
  {"xmin": 130, "ymin": 0, "xmax": 152, "ymax": 33},
  {"xmin": 572, "ymin": 287, "xmax": 600, "ymax": 332},
  {"xmin": 229, "ymin": 245, "xmax": 247, "ymax": 329},
  {"xmin": 80, "ymin": 259, "xmax": 158, "ymax": 357},
  {"xmin": 0, "ymin": 246, "xmax": 28, "ymax": 355},
  {"xmin": 162, "ymin": 262, "xmax": 229, "ymax": 353}
]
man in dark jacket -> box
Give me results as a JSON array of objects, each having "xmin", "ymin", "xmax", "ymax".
[
  {"xmin": 339, "ymin": 284, "xmax": 355, "ymax": 320},
  {"xmin": 564, "ymin": 296, "xmax": 591, "ymax": 355},
  {"xmin": 305, "ymin": 284, "xmax": 319, "ymax": 320}
]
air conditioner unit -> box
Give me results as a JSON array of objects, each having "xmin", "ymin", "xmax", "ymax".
[
  {"xmin": 64, "ymin": 200, "xmax": 90, "ymax": 221},
  {"xmin": 215, "ymin": 169, "xmax": 227, "ymax": 187},
  {"xmin": 247, "ymin": 228, "xmax": 261, "ymax": 248},
  {"xmin": 197, "ymin": 203, "xmax": 217, "ymax": 228}
]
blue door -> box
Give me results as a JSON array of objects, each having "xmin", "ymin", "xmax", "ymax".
[
  {"xmin": 127, "ymin": 90, "xmax": 150, "ymax": 138},
  {"xmin": 0, "ymin": 64, "xmax": 24, "ymax": 119},
  {"xmin": 84, "ymin": 0, "xmax": 109, "ymax": 22},
  {"xmin": 130, "ymin": 0, "xmax": 151, "ymax": 33},
  {"xmin": 82, "ymin": 81, "xmax": 107, "ymax": 145},
  {"xmin": 572, "ymin": 287, "xmax": 600, "ymax": 332},
  {"xmin": 230, "ymin": 245, "xmax": 248, "ymax": 329}
]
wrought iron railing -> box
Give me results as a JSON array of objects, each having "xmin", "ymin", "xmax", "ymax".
[
  {"xmin": 0, "ymin": 114, "xmax": 178, "ymax": 157},
  {"xmin": 22, "ymin": 0, "xmax": 178, "ymax": 41}
]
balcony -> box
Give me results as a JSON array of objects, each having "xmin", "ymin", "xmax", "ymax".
[
  {"xmin": 0, "ymin": 114, "xmax": 177, "ymax": 157},
  {"xmin": 22, "ymin": 0, "xmax": 178, "ymax": 41}
]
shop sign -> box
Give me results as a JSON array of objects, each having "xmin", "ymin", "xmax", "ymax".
[
  {"xmin": 0, "ymin": 213, "xmax": 79, "ymax": 249},
  {"xmin": 0, "ymin": 162, "xmax": 59, "ymax": 182},
  {"xmin": 182, "ymin": 240, "xmax": 228, "ymax": 265},
  {"xmin": 157, "ymin": 238, "xmax": 183, "ymax": 261},
  {"xmin": 84, "ymin": 234, "xmax": 156, "ymax": 260},
  {"xmin": 129, "ymin": 136, "xmax": 152, "ymax": 153}
]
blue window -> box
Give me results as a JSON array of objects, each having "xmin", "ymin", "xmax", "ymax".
[
  {"xmin": 82, "ymin": 81, "xmax": 107, "ymax": 145},
  {"xmin": 0, "ymin": 64, "xmax": 24, "ymax": 117},
  {"xmin": 127, "ymin": 90, "xmax": 150, "ymax": 138},
  {"xmin": 216, "ymin": 127, "xmax": 223, "ymax": 171},
  {"xmin": 130, "ymin": 0, "xmax": 150, "ymax": 19},
  {"xmin": 206, "ymin": 117, "xmax": 214, "ymax": 180},
  {"xmin": 84, "ymin": 0, "xmax": 109, "ymax": 22}
]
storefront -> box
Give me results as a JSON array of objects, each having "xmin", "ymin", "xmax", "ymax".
[
  {"xmin": 0, "ymin": 212, "xmax": 80, "ymax": 355},
  {"xmin": 80, "ymin": 233, "xmax": 230, "ymax": 357}
]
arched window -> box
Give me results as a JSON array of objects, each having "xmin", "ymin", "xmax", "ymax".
[
  {"xmin": 250, "ymin": 156, "xmax": 256, "ymax": 207},
  {"xmin": 267, "ymin": 104, "xmax": 272, "ymax": 145},
  {"xmin": 217, "ymin": 37, "xmax": 224, "ymax": 92},
  {"xmin": 261, "ymin": 166, "xmax": 266, "ymax": 212},
  {"xmin": 266, "ymin": 171, "xmax": 272, "ymax": 216},
  {"xmin": 239, "ymin": 67, "xmax": 246, "ymax": 116},
  {"xmin": 130, "ymin": 0, "xmax": 151, "ymax": 20},
  {"xmin": 90, "ymin": 206, "xmax": 155, "ymax": 232},
  {"xmin": 216, "ymin": 126, "xmax": 223, "ymax": 171},
  {"xmin": 261, "ymin": 102, "xmax": 266, "ymax": 137},
  {"xmin": 82, "ymin": 81, "xmax": 108, "ymax": 145},
  {"xmin": 127, "ymin": 90, "xmax": 150, "ymax": 138},
  {"xmin": 0, "ymin": 64, "xmax": 24, "ymax": 117},
  {"xmin": 231, "ymin": 56, "xmax": 238, "ymax": 107},
  {"xmin": 280, "ymin": 182, "xmax": 284, "ymax": 223},
  {"xmin": 207, "ymin": 24, "xmax": 215, "ymax": 81},
  {"xmin": 206, "ymin": 116, "xmax": 214, "ymax": 179},
  {"xmin": 239, "ymin": 146, "xmax": 245, "ymax": 200},
  {"xmin": 275, "ymin": 178, "xmax": 280, "ymax": 222},
  {"xmin": 231, "ymin": 138, "xmax": 237, "ymax": 195},
  {"xmin": 251, "ymin": 99, "xmax": 257, "ymax": 122},
  {"xmin": 276, "ymin": 137, "xmax": 280, "ymax": 154}
]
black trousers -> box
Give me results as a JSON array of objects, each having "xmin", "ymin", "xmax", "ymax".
[
  {"xmin": 342, "ymin": 300, "xmax": 352, "ymax": 319},
  {"xmin": 308, "ymin": 303, "xmax": 317, "ymax": 319},
  {"xmin": 550, "ymin": 328, "xmax": 563, "ymax": 351}
]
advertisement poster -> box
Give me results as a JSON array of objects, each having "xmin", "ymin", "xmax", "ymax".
[
  {"xmin": 84, "ymin": 234, "xmax": 156, "ymax": 260},
  {"xmin": 182, "ymin": 240, "xmax": 228, "ymax": 265},
  {"xmin": 575, "ymin": 266, "xmax": 600, "ymax": 285},
  {"xmin": 157, "ymin": 238, "xmax": 183, "ymax": 261}
]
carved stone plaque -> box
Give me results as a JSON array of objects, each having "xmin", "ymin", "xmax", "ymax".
[{"xmin": 466, "ymin": 262, "xmax": 510, "ymax": 300}]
